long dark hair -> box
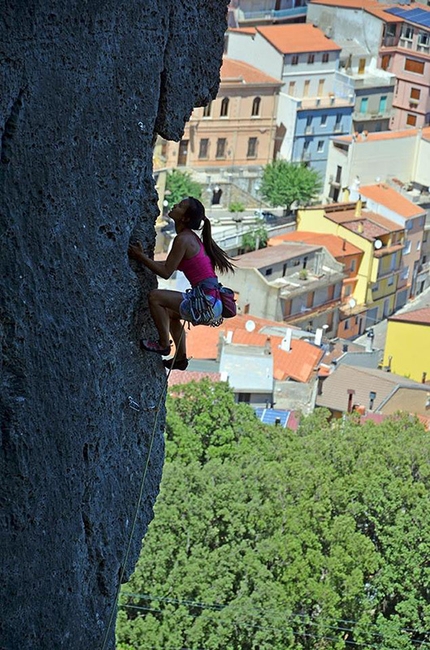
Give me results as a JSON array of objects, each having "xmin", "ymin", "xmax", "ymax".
[{"xmin": 183, "ymin": 197, "xmax": 235, "ymax": 274}]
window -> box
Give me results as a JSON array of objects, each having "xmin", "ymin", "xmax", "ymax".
[
  {"xmin": 405, "ymin": 58, "xmax": 425, "ymax": 74},
  {"xmin": 198, "ymin": 138, "xmax": 209, "ymax": 159},
  {"xmin": 220, "ymin": 97, "xmax": 229, "ymax": 117},
  {"xmin": 303, "ymin": 140, "xmax": 310, "ymax": 154},
  {"xmin": 358, "ymin": 58, "xmax": 366, "ymax": 74},
  {"xmin": 317, "ymin": 140, "xmax": 324, "ymax": 152},
  {"xmin": 372, "ymin": 282, "xmax": 379, "ymax": 292},
  {"xmin": 406, "ymin": 113, "xmax": 417, "ymax": 126},
  {"xmin": 344, "ymin": 284, "xmax": 352, "ymax": 297},
  {"xmin": 247, "ymin": 137, "xmax": 257, "ymax": 158},
  {"xmin": 404, "ymin": 239, "xmax": 412, "ymax": 254},
  {"xmin": 402, "ymin": 25, "xmax": 414, "ymax": 40},
  {"xmin": 288, "ymin": 81, "xmax": 296, "ymax": 96},
  {"xmin": 216, "ymin": 138, "xmax": 226, "ymax": 158},
  {"xmin": 334, "ymin": 114, "xmax": 342, "ymax": 131},
  {"xmin": 303, "ymin": 80, "xmax": 310, "ymax": 96},
  {"xmin": 386, "ymin": 24, "xmax": 396, "ymax": 37},
  {"xmin": 322, "ymin": 52, "xmax": 329, "ymax": 63},
  {"xmin": 360, "ymin": 97, "xmax": 368, "ymax": 114},
  {"xmin": 321, "ymin": 113, "xmax": 327, "ymax": 126},
  {"xmin": 344, "ymin": 318, "xmax": 350, "ymax": 331},
  {"xmin": 381, "ymin": 54, "xmax": 391, "ymax": 70},
  {"xmin": 350, "ymin": 259, "xmax": 356, "ymax": 272},
  {"xmin": 318, "ymin": 78, "xmax": 325, "ymax": 95},
  {"xmin": 291, "ymin": 54, "xmax": 299, "ymax": 65},
  {"xmin": 308, "ymin": 54, "xmax": 315, "ymax": 64},
  {"xmin": 410, "ymin": 87, "xmax": 421, "ymax": 101},
  {"xmin": 203, "ymin": 102, "xmax": 212, "ymax": 117},
  {"xmin": 418, "ymin": 31, "xmax": 430, "ymax": 48},
  {"xmin": 401, "ymin": 266, "xmax": 409, "ymax": 280},
  {"xmin": 379, "ymin": 95, "xmax": 387, "ymax": 112},
  {"xmin": 417, "ymin": 240, "xmax": 421, "ymax": 251},
  {"xmin": 307, "ymin": 291, "xmax": 315, "ymax": 308},
  {"xmin": 265, "ymin": 268, "xmax": 273, "ymax": 276},
  {"xmin": 388, "ymin": 275, "xmax": 395, "ymax": 286},
  {"xmin": 251, "ymin": 96, "xmax": 261, "ymax": 116}
]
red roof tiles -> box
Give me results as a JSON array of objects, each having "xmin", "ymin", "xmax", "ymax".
[
  {"xmin": 389, "ymin": 308, "xmax": 430, "ymax": 325},
  {"xmin": 221, "ymin": 58, "xmax": 282, "ymax": 86},
  {"xmin": 359, "ymin": 184, "xmax": 426, "ymax": 219},
  {"xmin": 257, "ymin": 23, "xmax": 342, "ymax": 54},
  {"xmin": 269, "ymin": 231, "xmax": 363, "ymax": 258}
]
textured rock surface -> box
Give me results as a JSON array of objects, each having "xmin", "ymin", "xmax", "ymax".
[{"xmin": 0, "ymin": 2, "xmax": 228, "ymax": 648}]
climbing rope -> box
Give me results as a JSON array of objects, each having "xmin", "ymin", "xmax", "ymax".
[{"xmin": 100, "ymin": 324, "xmax": 185, "ymax": 650}]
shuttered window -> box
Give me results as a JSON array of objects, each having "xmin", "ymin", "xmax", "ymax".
[{"xmin": 404, "ymin": 58, "xmax": 425, "ymax": 74}]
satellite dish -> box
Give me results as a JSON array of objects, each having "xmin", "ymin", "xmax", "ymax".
[
  {"xmin": 348, "ymin": 298, "xmax": 357, "ymax": 309},
  {"xmin": 245, "ymin": 320, "xmax": 256, "ymax": 332},
  {"xmin": 374, "ymin": 239, "xmax": 383, "ymax": 250}
]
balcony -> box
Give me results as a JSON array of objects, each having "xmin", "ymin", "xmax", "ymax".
[
  {"xmin": 297, "ymin": 95, "xmax": 354, "ymax": 110},
  {"xmin": 239, "ymin": 5, "xmax": 307, "ymax": 23},
  {"xmin": 381, "ymin": 36, "xmax": 399, "ymax": 48},
  {"xmin": 353, "ymin": 109, "xmax": 393, "ymax": 121}
]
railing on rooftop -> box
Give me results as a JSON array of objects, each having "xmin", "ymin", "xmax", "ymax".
[{"xmin": 240, "ymin": 6, "xmax": 307, "ymax": 21}]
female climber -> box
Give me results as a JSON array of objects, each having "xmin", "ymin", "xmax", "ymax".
[{"xmin": 128, "ymin": 196, "xmax": 235, "ymax": 370}]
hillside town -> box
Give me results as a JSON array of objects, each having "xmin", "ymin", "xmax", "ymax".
[{"xmin": 155, "ymin": 0, "xmax": 430, "ymax": 428}]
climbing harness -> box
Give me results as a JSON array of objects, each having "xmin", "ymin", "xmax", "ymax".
[
  {"xmin": 100, "ymin": 324, "xmax": 185, "ymax": 650},
  {"xmin": 185, "ymin": 284, "xmax": 223, "ymax": 327}
]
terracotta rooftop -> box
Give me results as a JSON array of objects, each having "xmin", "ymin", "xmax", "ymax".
[
  {"xmin": 334, "ymin": 126, "xmax": 430, "ymax": 144},
  {"xmin": 185, "ymin": 314, "xmax": 324, "ymax": 383},
  {"xmin": 168, "ymin": 370, "xmax": 221, "ymax": 387},
  {"xmin": 234, "ymin": 242, "xmax": 320, "ymax": 269},
  {"xmin": 324, "ymin": 208, "xmax": 403, "ymax": 239},
  {"xmin": 257, "ymin": 23, "xmax": 342, "ymax": 54},
  {"xmin": 269, "ymin": 231, "xmax": 363, "ymax": 258},
  {"xmin": 389, "ymin": 307, "xmax": 430, "ymax": 326},
  {"xmin": 359, "ymin": 184, "xmax": 426, "ymax": 219},
  {"xmin": 221, "ymin": 58, "xmax": 282, "ymax": 86},
  {"xmin": 309, "ymin": 0, "xmax": 403, "ymax": 22}
]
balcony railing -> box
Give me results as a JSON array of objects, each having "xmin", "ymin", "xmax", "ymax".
[
  {"xmin": 240, "ymin": 6, "xmax": 307, "ymax": 21},
  {"xmin": 353, "ymin": 109, "xmax": 393, "ymax": 121}
]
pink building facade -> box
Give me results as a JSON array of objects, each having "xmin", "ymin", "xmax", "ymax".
[{"xmin": 379, "ymin": 6, "xmax": 430, "ymax": 130}]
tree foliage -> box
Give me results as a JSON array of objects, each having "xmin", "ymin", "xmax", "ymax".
[
  {"xmin": 241, "ymin": 223, "xmax": 268, "ymax": 252},
  {"xmin": 165, "ymin": 169, "xmax": 202, "ymax": 208},
  {"xmin": 117, "ymin": 380, "xmax": 430, "ymax": 650},
  {"xmin": 260, "ymin": 160, "xmax": 322, "ymax": 213}
]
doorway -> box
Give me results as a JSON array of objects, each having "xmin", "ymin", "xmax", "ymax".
[{"xmin": 177, "ymin": 140, "xmax": 188, "ymax": 166}]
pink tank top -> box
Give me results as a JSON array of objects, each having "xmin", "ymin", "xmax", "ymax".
[{"xmin": 178, "ymin": 236, "xmax": 217, "ymax": 287}]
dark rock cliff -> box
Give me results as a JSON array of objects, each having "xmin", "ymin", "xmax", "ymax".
[{"xmin": 0, "ymin": 2, "xmax": 228, "ymax": 648}]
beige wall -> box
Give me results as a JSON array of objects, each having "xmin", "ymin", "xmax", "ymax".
[
  {"xmin": 162, "ymin": 83, "xmax": 279, "ymax": 169},
  {"xmin": 380, "ymin": 387, "xmax": 430, "ymax": 417}
]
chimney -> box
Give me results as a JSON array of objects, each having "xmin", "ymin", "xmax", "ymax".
[
  {"xmin": 264, "ymin": 337, "xmax": 272, "ymax": 355},
  {"xmin": 280, "ymin": 328, "xmax": 292, "ymax": 352},
  {"xmin": 314, "ymin": 328, "xmax": 323, "ymax": 346},
  {"xmin": 347, "ymin": 389, "xmax": 355, "ymax": 413},
  {"xmin": 355, "ymin": 198, "xmax": 362, "ymax": 218}
]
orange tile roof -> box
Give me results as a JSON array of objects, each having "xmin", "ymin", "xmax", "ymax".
[
  {"xmin": 185, "ymin": 314, "xmax": 324, "ymax": 383},
  {"xmin": 269, "ymin": 231, "xmax": 363, "ymax": 258},
  {"xmin": 257, "ymin": 23, "xmax": 342, "ymax": 54},
  {"xmin": 309, "ymin": 0, "xmax": 403, "ymax": 22},
  {"xmin": 335, "ymin": 126, "xmax": 430, "ymax": 143},
  {"xmin": 389, "ymin": 307, "xmax": 430, "ymax": 325},
  {"xmin": 359, "ymin": 184, "xmax": 426, "ymax": 219},
  {"xmin": 168, "ymin": 371, "xmax": 221, "ymax": 387},
  {"xmin": 221, "ymin": 58, "xmax": 282, "ymax": 86}
]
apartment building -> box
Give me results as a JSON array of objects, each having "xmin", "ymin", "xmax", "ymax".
[
  {"xmin": 297, "ymin": 202, "xmax": 406, "ymax": 327},
  {"xmin": 159, "ymin": 58, "xmax": 281, "ymax": 171},
  {"xmin": 380, "ymin": 5, "xmax": 430, "ymax": 130},
  {"xmin": 226, "ymin": 24, "xmax": 354, "ymax": 175},
  {"xmin": 356, "ymin": 183, "xmax": 426, "ymax": 299},
  {"xmin": 219, "ymin": 241, "xmax": 345, "ymax": 333},
  {"xmin": 323, "ymin": 127, "xmax": 430, "ymax": 202},
  {"xmin": 227, "ymin": 0, "xmax": 307, "ymax": 27},
  {"xmin": 307, "ymin": 0, "xmax": 430, "ymax": 130}
]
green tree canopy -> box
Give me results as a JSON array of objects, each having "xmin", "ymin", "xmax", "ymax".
[
  {"xmin": 165, "ymin": 169, "xmax": 202, "ymax": 209},
  {"xmin": 241, "ymin": 223, "xmax": 268, "ymax": 251},
  {"xmin": 260, "ymin": 160, "xmax": 322, "ymax": 213},
  {"xmin": 118, "ymin": 380, "xmax": 430, "ymax": 650}
]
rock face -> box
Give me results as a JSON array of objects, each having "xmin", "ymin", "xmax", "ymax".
[{"xmin": 0, "ymin": 2, "xmax": 228, "ymax": 648}]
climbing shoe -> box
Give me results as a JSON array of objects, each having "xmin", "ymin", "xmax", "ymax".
[
  {"xmin": 163, "ymin": 358, "xmax": 189, "ymax": 371},
  {"xmin": 140, "ymin": 339, "xmax": 171, "ymax": 356}
]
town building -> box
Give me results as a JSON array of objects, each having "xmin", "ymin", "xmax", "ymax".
[
  {"xmin": 227, "ymin": 0, "xmax": 307, "ymax": 28},
  {"xmin": 356, "ymin": 183, "xmax": 426, "ymax": 298},
  {"xmin": 268, "ymin": 230, "xmax": 366, "ymax": 337},
  {"xmin": 333, "ymin": 39, "xmax": 396, "ymax": 133},
  {"xmin": 307, "ymin": 0, "xmax": 430, "ymax": 130},
  {"xmin": 219, "ymin": 241, "xmax": 345, "ymax": 332},
  {"xmin": 159, "ymin": 57, "xmax": 281, "ymax": 173},
  {"xmin": 383, "ymin": 307, "xmax": 430, "ymax": 383},
  {"xmin": 296, "ymin": 201, "xmax": 406, "ymax": 326},
  {"xmin": 316, "ymin": 363, "xmax": 430, "ymax": 418},
  {"xmin": 323, "ymin": 127, "xmax": 430, "ymax": 203},
  {"xmin": 226, "ymin": 23, "xmax": 354, "ymax": 175}
]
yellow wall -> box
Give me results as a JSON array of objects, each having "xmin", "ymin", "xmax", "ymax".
[
  {"xmin": 297, "ymin": 209, "xmax": 373, "ymax": 306},
  {"xmin": 383, "ymin": 320, "xmax": 430, "ymax": 382}
]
